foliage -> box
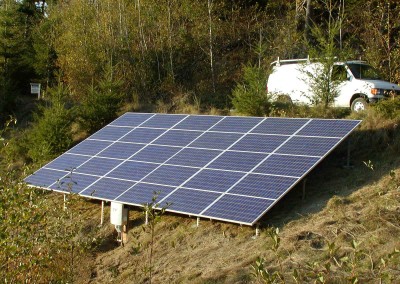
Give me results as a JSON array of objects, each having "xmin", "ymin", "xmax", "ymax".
[
  {"xmin": 78, "ymin": 66, "xmax": 124, "ymax": 133},
  {"xmin": 359, "ymin": 1, "xmax": 400, "ymax": 83},
  {"xmin": 231, "ymin": 65, "xmax": 272, "ymax": 116},
  {"xmin": 0, "ymin": 117, "xmax": 95, "ymax": 282},
  {"xmin": 1, "ymin": 0, "xmax": 400, "ymax": 282},
  {"xmin": 301, "ymin": 15, "xmax": 344, "ymax": 110},
  {"xmin": 251, "ymin": 227, "xmax": 284, "ymax": 284},
  {"xmin": 142, "ymin": 192, "xmax": 170, "ymax": 284},
  {"xmin": 27, "ymin": 83, "xmax": 74, "ymax": 163},
  {"xmin": 0, "ymin": 169, "xmax": 50, "ymax": 282},
  {"xmin": 0, "ymin": 0, "xmax": 43, "ymax": 114},
  {"xmin": 373, "ymin": 96, "xmax": 400, "ymax": 120}
]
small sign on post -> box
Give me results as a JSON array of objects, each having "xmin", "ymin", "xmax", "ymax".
[{"xmin": 30, "ymin": 83, "xmax": 41, "ymax": 99}]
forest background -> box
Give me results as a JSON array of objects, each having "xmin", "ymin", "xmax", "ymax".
[
  {"xmin": 1, "ymin": 0, "xmax": 400, "ymax": 283},
  {"xmin": 1, "ymin": 0, "xmax": 400, "ymax": 162}
]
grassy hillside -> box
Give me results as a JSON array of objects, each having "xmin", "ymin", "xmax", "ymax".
[
  {"xmin": 55, "ymin": 108, "xmax": 398, "ymax": 284},
  {"xmin": 1, "ymin": 102, "xmax": 399, "ymax": 283}
]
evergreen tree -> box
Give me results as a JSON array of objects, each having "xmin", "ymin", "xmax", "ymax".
[
  {"xmin": 27, "ymin": 82, "xmax": 74, "ymax": 162},
  {"xmin": 0, "ymin": 0, "xmax": 43, "ymax": 116},
  {"xmin": 231, "ymin": 65, "xmax": 271, "ymax": 117}
]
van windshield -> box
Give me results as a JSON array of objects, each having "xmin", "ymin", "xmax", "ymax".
[{"xmin": 347, "ymin": 63, "xmax": 382, "ymax": 80}]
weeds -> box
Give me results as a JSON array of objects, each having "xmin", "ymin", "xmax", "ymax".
[{"xmin": 142, "ymin": 192, "xmax": 170, "ymax": 284}]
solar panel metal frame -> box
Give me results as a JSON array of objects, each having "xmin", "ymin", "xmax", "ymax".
[{"xmin": 25, "ymin": 113, "xmax": 361, "ymax": 226}]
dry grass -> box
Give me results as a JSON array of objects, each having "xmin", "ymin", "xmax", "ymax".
[
  {"xmin": 20, "ymin": 106, "xmax": 400, "ymax": 283},
  {"xmin": 74, "ymin": 130, "xmax": 400, "ymax": 283}
]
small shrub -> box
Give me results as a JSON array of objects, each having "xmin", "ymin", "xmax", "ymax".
[
  {"xmin": 78, "ymin": 68, "xmax": 124, "ymax": 133},
  {"xmin": 231, "ymin": 65, "xmax": 272, "ymax": 116},
  {"xmin": 27, "ymin": 83, "xmax": 74, "ymax": 163},
  {"xmin": 373, "ymin": 96, "xmax": 400, "ymax": 120}
]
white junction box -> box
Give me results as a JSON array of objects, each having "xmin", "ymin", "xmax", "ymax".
[{"xmin": 110, "ymin": 202, "xmax": 128, "ymax": 226}]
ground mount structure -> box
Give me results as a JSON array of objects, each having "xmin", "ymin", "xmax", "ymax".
[{"xmin": 25, "ymin": 113, "xmax": 361, "ymax": 226}]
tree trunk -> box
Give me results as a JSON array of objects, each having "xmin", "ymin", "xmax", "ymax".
[
  {"xmin": 208, "ymin": 0, "xmax": 216, "ymax": 94},
  {"xmin": 305, "ymin": 0, "xmax": 312, "ymax": 42}
]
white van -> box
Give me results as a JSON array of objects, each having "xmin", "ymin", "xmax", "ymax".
[{"xmin": 267, "ymin": 58, "xmax": 400, "ymax": 112}]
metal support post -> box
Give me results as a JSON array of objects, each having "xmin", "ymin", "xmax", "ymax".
[
  {"xmin": 196, "ymin": 217, "xmax": 200, "ymax": 227},
  {"xmin": 302, "ymin": 179, "xmax": 307, "ymax": 200},
  {"xmin": 63, "ymin": 194, "xmax": 67, "ymax": 211},
  {"xmin": 100, "ymin": 201, "xmax": 104, "ymax": 225},
  {"xmin": 145, "ymin": 210, "xmax": 148, "ymax": 225},
  {"xmin": 346, "ymin": 139, "xmax": 351, "ymax": 168},
  {"xmin": 255, "ymin": 224, "xmax": 260, "ymax": 237}
]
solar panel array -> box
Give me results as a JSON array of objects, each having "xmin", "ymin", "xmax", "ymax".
[{"xmin": 25, "ymin": 113, "xmax": 361, "ymax": 225}]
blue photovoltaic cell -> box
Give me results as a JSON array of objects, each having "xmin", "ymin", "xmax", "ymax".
[
  {"xmin": 143, "ymin": 165, "xmax": 198, "ymax": 186},
  {"xmin": 141, "ymin": 114, "xmax": 187, "ymax": 128},
  {"xmin": 173, "ymin": 115, "xmax": 223, "ymax": 131},
  {"xmin": 75, "ymin": 157, "xmax": 121, "ymax": 176},
  {"xmin": 45, "ymin": 154, "xmax": 90, "ymax": 171},
  {"xmin": 230, "ymin": 174, "xmax": 297, "ymax": 199},
  {"xmin": 107, "ymin": 161, "xmax": 158, "ymax": 181},
  {"xmin": 210, "ymin": 116, "xmax": 263, "ymax": 133},
  {"xmin": 97, "ymin": 142, "xmax": 145, "ymax": 159},
  {"xmin": 129, "ymin": 145, "xmax": 180, "ymax": 163},
  {"xmin": 203, "ymin": 194, "xmax": 274, "ymax": 224},
  {"xmin": 25, "ymin": 168, "xmax": 68, "ymax": 188},
  {"xmin": 120, "ymin": 128, "xmax": 166, "ymax": 143},
  {"xmin": 167, "ymin": 148, "xmax": 221, "ymax": 167},
  {"xmin": 68, "ymin": 140, "xmax": 112, "ymax": 156},
  {"xmin": 163, "ymin": 188, "xmax": 221, "ymax": 214},
  {"xmin": 190, "ymin": 132, "xmax": 242, "ymax": 150},
  {"xmin": 116, "ymin": 183, "xmax": 175, "ymax": 205},
  {"xmin": 24, "ymin": 112, "xmax": 361, "ymax": 226},
  {"xmin": 89, "ymin": 126, "xmax": 132, "ymax": 141},
  {"xmin": 251, "ymin": 117, "xmax": 309, "ymax": 135},
  {"xmin": 52, "ymin": 173, "xmax": 99, "ymax": 193},
  {"xmin": 297, "ymin": 119, "xmax": 360, "ymax": 137},
  {"xmin": 182, "ymin": 169, "xmax": 244, "ymax": 192},
  {"xmin": 110, "ymin": 112, "xmax": 154, "ymax": 127},
  {"xmin": 80, "ymin": 178, "xmax": 136, "ymax": 199},
  {"xmin": 208, "ymin": 151, "xmax": 267, "ymax": 172},
  {"xmin": 254, "ymin": 154, "xmax": 320, "ymax": 177},
  {"xmin": 277, "ymin": 136, "xmax": 340, "ymax": 156},
  {"xmin": 231, "ymin": 134, "xmax": 288, "ymax": 153},
  {"xmin": 153, "ymin": 130, "xmax": 202, "ymax": 147}
]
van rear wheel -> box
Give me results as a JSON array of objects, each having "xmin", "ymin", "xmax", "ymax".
[{"xmin": 351, "ymin": 97, "xmax": 368, "ymax": 112}]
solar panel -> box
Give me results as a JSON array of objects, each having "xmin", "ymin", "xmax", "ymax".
[{"xmin": 25, "ymin": 113, "xmax": 361, "ymax": 225}]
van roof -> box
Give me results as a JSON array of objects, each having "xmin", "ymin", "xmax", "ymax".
[{"xmin": 271, "ymin": 57, "xmax": 367, "ymax": 67}]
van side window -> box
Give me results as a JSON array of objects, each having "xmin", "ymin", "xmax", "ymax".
[{"xmin": 332, "ymin": 65, "xmax": 348, "ymax": 81}]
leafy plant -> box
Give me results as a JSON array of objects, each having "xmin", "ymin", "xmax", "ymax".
[
  {"xmin": 251, "ymin": 227, "xmax": 285, "ymax": 283},
  {"xmin": 27, "ymin": 83, "xmax": 74, "ymax": 163},
  {"xmin": 78, "ymin": 66, "xmax": 124, "ymax": 133},
  {"xmin": 142, "ymin": 192, "xmax": 170, "ymax": 284},
  {"xmin": 373, "ymin": 96, "xmax": 400, "ymax": 120},
  {"xmin": 231, "ymin": 65, "xmax": 272, "ymax": 117},
  {"xmin": 301, "ymin": 3, "xmax": 349, "ymax": 112}
]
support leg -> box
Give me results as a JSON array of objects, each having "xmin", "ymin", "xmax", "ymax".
[
  {"xmin": 302, "ymin": 179, "xmax": 307, "ymax": 201},
  {"xmin": 63, "ymin": 194, "xmax": 67, "ymax": 211},
  {"xmin": 346, "ymin": 139, "xmax": 351, "ymax": 168},
  {"xmin": 100, "ymin": 200, "xmax": 104, "ymax": 226},
  {"xmin": 145, "ymin": 210, "xmax": 148, "ymax": 225},
  {"xmin": 255, "ymin": 224, "xmax": 260, "ymax": 237},
  {"xmin": 196, "ymin": 217, "xmax": 200, "ymax": 227}
]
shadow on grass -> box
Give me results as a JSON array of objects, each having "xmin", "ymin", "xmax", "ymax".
[{"xmin": 259, "ymin": 126, "xmax": 400, "ymax": 229}]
